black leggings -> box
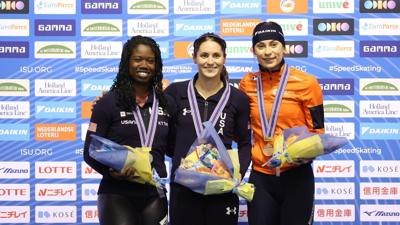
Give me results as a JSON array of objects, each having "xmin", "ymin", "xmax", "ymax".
[
  {"xmin": 169, "ymin": 183, "xmax": 239, "ymax": 225},
  {"xmin": 97, "ymin": 194, "xmax": 168, "ymax": 225},
  {"xmin": 247, "ymin": 163, "xmax": 315, "ymax": 225}
]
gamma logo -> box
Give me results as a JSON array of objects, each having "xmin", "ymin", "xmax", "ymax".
[
  {"xmin": 360, "ymin": 0, "xmax": 399, "ymax": 13},
  {"xmin": 360, "ymin": 41, "xmax": 399, "ymax": 57},
  {"xmin": 81, "ymin": 0, "xmax": 121, "ymax": 14},
  {"xmin": 285, "ymin": 41, "xmax": 307, "ymax": 57},
  {"xmin": 313, "ymin": 19, "xmax": 354, "ymax": 35},
  {"xmin": 0, "ymin": 41, "xmax": 28, "ymax": 58},
  {"xmin": 34, "ymin": 19, "xmax": 75, "ymax": 36},
  {"xmin": 0, "ymin": 0, "xmax": 28, "ymax": 14}
]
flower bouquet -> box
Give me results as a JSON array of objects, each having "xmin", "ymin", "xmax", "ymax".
[
  {"xmin": 266, "ymin": 126, "xmax": 349, "ymax": 168},
  {"xmin": 174, "ymin": 122, "xmax": 254, "ymax": 201}
]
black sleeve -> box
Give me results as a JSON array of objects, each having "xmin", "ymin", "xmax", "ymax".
[
  {"xmin": 166, "ymin": 94, "xmax": 177, "ymax": 158},
  {"xmin": 233, "ymin": 91, "xmax": 252, "ymax": 179},
  {"xmin": 83, "ymin": 98, "xmax": 111, "ymax": 178}
]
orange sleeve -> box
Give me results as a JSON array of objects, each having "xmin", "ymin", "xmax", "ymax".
[{"xmin": 302, "ymin": 76, "xmax": 325, "ymax": 134}]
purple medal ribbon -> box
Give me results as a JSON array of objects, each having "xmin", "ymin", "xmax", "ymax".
[
  {"xmin": 187, "ymin": 79, "xmax": 231, "ymax": 138},
  {"xmin": 257, "ymin": 64, "xmax": 290, "ymax": 140},
  {"xmin": 132, "ymin": 90, "xmax": 159, "ymax": 147}
]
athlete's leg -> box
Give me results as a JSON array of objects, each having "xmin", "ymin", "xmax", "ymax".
[
  {"xmin": 247, "ymin": 170, "xmax": 280, "ymax": 225},
  {"xmin": 169, "ymin": 183, "xmax": 205, "ymax": 225},
  {"xmin": 142, "ymin": 196, "xmax": 168, "ymax": 225},
  {"xmin": 204, "ymin": 193, "xmax": 239, "ymax": 225},
  {"xmin": 97, "ymin": 194, "xmax": 139, "ymax": 225},
  {"xmin": 280, "ymin": 163, "xmax": 315, "ymax": 225}
]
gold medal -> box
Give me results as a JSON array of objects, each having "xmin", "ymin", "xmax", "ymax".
[{"xmin": 262, "ymin": 143, "xmax": 274, "ymax": 156}]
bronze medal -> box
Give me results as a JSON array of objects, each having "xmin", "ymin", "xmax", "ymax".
[{"xmin": 262, "ymin": 142, "xmax": 274, "ymax": 156}]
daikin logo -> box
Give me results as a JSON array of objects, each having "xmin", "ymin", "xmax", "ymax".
[
  {"xmin": 81, "ymin": 79, "xmax": 113, "ymax": 96},
  {"xmin": 360, "ymin": 0, "xmax": 399, "ymax": 13},
  {"xmin": 0, "ymin": 124, "xmax": 29, "ymax": 141},
  {"xmin": 174, "ymin": 19, "xmax": 214, "ymax": 36},
  {"xmin": 35, "ymin": 101, "xmax": 76, "ymax": 119},
  {"xmin": 220, "ymin": 0, "xmax": 261, "ymax": 14},
  {"xmin": 360, "ymin": 123, "xmax": 400, "ymax": 140}
]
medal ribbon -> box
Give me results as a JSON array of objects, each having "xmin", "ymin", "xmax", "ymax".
[
  {"xmin": 256, "ymin": 64, "xmax": 290, "ymax": 140},
  {"xmin": 132, "ymin": 90, "xmax": 159, "ymax": 147},
  {"xmin": 188, "ymin": 78, "xmax": 231, "ymax": 138}
]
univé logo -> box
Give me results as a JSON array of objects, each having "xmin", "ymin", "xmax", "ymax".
[
  {"xmin": 313, "ymin": 19, "xmax": 354, "ymax": 35},
  {"xmin": 0, "ymin": 0, "xmax": 28, "ymax": 14},
  {"xmin": 360, "ymin": 0, "xmax": 399, "ymax": 13},
  {"xmin": 313, "ymin": 0, "xmax": 354, "ymax": 13},
  {"xmin": 284, "ymin": 41, "xmax": 307, "ymax": 57}
]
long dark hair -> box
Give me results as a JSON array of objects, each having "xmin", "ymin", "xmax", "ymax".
[
  {"xmin": 193, "ymin": 32, "xmax": 229, "ymax": 81},
  {"xmin": 110, "ymin": 35, "xmax": 166, "ymax": 111}
]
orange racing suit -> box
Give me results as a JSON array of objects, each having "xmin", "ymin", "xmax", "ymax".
[{"xmin": 239, "ymin": 65, "xmax": 325, "ymax": 175}]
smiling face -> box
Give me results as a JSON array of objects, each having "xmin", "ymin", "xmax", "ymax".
[
  {"xmin": 252, "ymin": 39, "xmax": 286, "ymax": 71},
  {"xmin": 129, "ymin": 44, "xmax": 156, "ymax": 85},
  {"xmin": 193, "ymin": 39, "xmax": 226, "ymax": 80}
]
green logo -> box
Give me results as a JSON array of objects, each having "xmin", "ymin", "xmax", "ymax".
[
  {"xmin": 84, "ymin": 23, "xmax": 120, "ymax": 32},
  {"xmin": 37, "ymin": 45, "xmax": 74, "ymax": 54},
  {"xmin": 362, "ymin": 82, "xmax": 398, "ymax": 91},
  {"xmin": 130, "ymin": 1, "xmax": 166, "ymax": 9},
  {"xmin": 0, "ymin": 82, "xmax": 27, "ymax": 92},
  {"xmin": 324, "ymin": 104, "xmax": 352, "ymax": 113}
]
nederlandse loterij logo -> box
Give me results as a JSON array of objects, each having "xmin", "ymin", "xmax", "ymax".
[
  {"xmin": 360, "ymin": 0, "xmax": 400, "ymax": 13},
  {"xmin": 81, "ymin": 0, "xmax": 121, "ymax": 14},
  {"xmin": 220, "ymin": 19, "xmax": 261, "ymax": 36},
  {"xmin": 284, "ymin": 41, "xmax": 308, "ymax": 57},
  {"xmin": 313, "ymin": 19, "xmax": 354, "ymax": 35},
  {"xmin": 81, "ymin": 20, "xmax": 122, "ymax": 36},
  {"xmin": 313, "ymin": 0, "xmax": 354, "ymax": 13},
  {"xmin": 34, "ymin": 19, "xmax": 75, "ymax": 36},
  {"xmin": 360, "ymin": 41, "xmax": 399, "ymax": 57},
  {"xmin": 128, "ymin": 0, "xmax": 168, "ymax": 14},
  {"xmin": 0, "ymin": 0, "xmax": 29, "ymax": 14}
]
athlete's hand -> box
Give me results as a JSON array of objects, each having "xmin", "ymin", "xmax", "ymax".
[{"xmin": 91, "ymin": 91, "xmax": 108, "ymax": 111}]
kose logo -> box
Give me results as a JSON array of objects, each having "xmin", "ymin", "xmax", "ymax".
[
  {"xmin": 360, "ymin": 41, "xmax": 399, "ymax": 57},
  {"xmin": 0, "ymin": 0, "xmax": 28, "ymax": 14},
  {"xmin": 35, "ymin": 206, "xmax": 77, "ymax": 223},
  {"xmin": 314, "ymin": 19, "xmax": 354, "ymax": 35},
  {"xmin": 285, "ymin": 41, "xmax": 307, "ymax": 57},
  {"xmin": 360, "ymin": 0, "xmax": 399, "ymax": 13},
  {"xmin": 82, "ymin": 0, "xmax": 121, "ymax": 14},
  {"xmin": 318, "ymin": 79, "xmax": 354, "ymax": 95},
  {"xmin": 315, "ymin": 182, "xmax": 354, "ymax": 199},
  {"xmin": 35, "ymin": 19, "xmax": 75, "ymax": 36},
  {"xmin": 0, "ymin": 41, "xmax": 28, "ymax": 58}
]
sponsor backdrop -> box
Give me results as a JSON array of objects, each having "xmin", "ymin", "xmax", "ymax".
[{"xmin": 0, "ymin": 0, "xmax": 399, "ymax": 224}]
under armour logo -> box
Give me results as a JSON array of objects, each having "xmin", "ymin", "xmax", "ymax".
[
  {"xmin": 226, "ymin": 207, "xmax": 237, "ymax": 215},
  {"xmin": 182, "ymin": 108, "xmax": 191, "ymax": 116}
]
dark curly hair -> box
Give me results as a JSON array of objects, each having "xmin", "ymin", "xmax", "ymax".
[
  {"xmin": 110, "ymin": 35, "xmax": 166, "ymax": 111},
  {"xmin": 193, "ymin": 32, "xmax": 229, "ymax": 81}
]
